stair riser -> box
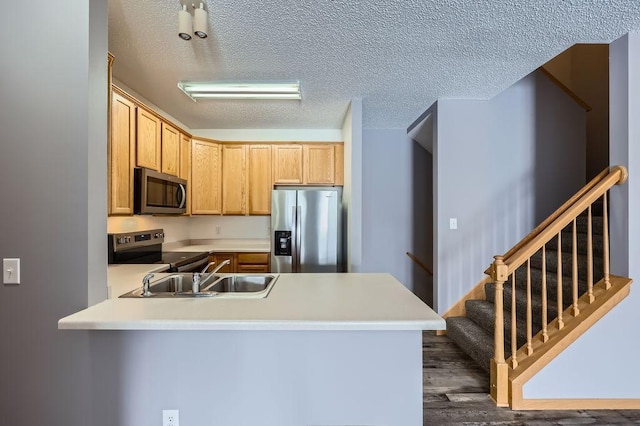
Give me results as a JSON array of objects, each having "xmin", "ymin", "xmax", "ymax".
[
  {"xmin": 465, "ymin": 300, "xmax": 529, "ymax": 349},
  {"xmin": 544, "ymin": 231, "xmax": 604, "ymax": 256},
  {"xmin": 528, "ymin": 250, "xmax": 604, "ymax": 280}
]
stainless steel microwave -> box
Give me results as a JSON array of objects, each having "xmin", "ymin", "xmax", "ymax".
[{"xmin": 134, "ymin": 168, "xmax": 187, "ymax": 215}]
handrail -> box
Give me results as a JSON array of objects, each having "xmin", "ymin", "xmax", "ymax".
[
  {"xmin": 501, "ymin": 166, "xmax": 626, "ymax": 275},
  {"xmin": 489, "ymin": 164, "xmax": 628, "ymax": 407},
  {"xmin": 539, "ymin": 67, "xmax": 592, "ymax": 112},
  {"xmin": 406, "ymin": 252, "xmax": 433, "ymax": 276}
]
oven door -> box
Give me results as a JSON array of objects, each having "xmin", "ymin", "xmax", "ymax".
[{"xmin": 135, "ymin": 168, "xmax": 187, "ymax": 215}]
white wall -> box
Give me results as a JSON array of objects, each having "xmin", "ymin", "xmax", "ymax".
[
  {"xmin": 342, "ymin": 99, "xmax": 363, "ymax": 272},
  {"xmin": 435, "ymin": 70, "xmax": 586, "ymax": 313},
  {"xmin": 523, "ymin": 31, "xmax": 640, "ymax": 400},
  {"xmin": 0, "ymin": 0, "xmax": 106, "ymax": 423},
  {"xmin": 361, "ymin": 129, "xmax": 432, "ymax": 304}
]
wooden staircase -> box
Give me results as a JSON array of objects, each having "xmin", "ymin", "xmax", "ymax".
[{"xmin": 443, "ymin": 166, "xmax": 633, "ymax": 409}]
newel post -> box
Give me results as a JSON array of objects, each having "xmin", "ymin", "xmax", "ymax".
[{"xmin": 490, "ymin": 255, "xmax": 509, "ymax": 407}]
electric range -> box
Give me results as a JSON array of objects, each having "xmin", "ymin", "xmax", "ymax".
[{"xmin": 107, "ymin": 229, "xmax": 209, "ymax": 272}]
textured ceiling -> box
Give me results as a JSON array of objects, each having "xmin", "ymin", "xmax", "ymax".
[{"xmin": 108, "ymin": 0, "xmax": 640, "ymax": 130}]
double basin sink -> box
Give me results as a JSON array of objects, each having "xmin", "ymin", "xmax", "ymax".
[{"xmin": 120, "ymin": 273, "xmax": 278, "ymax": 299}]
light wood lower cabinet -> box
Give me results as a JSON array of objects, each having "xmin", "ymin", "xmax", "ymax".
[
  {"xmin": 109, "ymin": 92, "xmax": 136, "ymax": 215},
  {"xmin": 236, "ymin": 252, "xmax": 270, "ymax": 273},
  {"xmin": 191, "ymin": 139, "xmax": 222, "ymax": 214},
  {"xmin": 207, "ymin": 252, "xmax": 270, "ymax": 273}
]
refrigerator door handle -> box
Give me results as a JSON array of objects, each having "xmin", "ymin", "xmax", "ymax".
[
  {"xmin": 296, "ymin": 206, "xmax": 302, "ymax": 272},
  {"xmin": 292, "ymin": 206, "xmax": 298, "ymax": 271}
]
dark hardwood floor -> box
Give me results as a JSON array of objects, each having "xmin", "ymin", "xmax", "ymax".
[{"xmin": 423, "ymin": 332, "xmax": 640, "ymax": 425}]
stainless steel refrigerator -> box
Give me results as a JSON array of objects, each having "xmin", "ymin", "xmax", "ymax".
[{"xmin": 271, "ymin": 187, "xmax": 344, "ymax": 273}]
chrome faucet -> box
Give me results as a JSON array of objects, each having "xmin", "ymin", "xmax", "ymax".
[
  {"xmin": 191, "ymin": 259, "xmax": 231, "ymax": 293},
  {"xmin": 142, "ymin": 273, "xmax": 154, "ymax": 297}
]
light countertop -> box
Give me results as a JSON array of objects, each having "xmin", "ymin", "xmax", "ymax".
[
  {"xmin": 164, "ymin": 239, "xmax": 270, "ymax": 254},
  {"xmin": 106, "ymin": 263, "xmax": 170, "ymax": 299},
  {"xmin": 60, "ymin": 273, "xmax": 445, "ymax": 331}
]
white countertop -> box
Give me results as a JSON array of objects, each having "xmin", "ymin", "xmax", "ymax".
[
  {"xmin": 165, "ymin": 239, "xmax": 270, "ymax": 253},
  {"xmin": 106, "ymin": 263, "xmax": 170, "ymax": 299},
  {"xmin": 60, "ymin": 273, "xmax": 445, "ymax": 331}
]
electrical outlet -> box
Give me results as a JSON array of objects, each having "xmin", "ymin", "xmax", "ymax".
[
  {"xmin": 163, "ymin": 410, "xmax": 179, "ymax": 426},
  {"xmin": 449, "ymin": 218, "xmax": 458, "ymax": 230},
  {"xmin": 215, "ymin": 226, "xmax": 221, "ymax": 235}
]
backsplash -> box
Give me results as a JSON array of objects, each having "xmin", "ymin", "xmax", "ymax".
[{"xmin": 107, "ymin": 216, "xmax": 270, "ymax": 242}]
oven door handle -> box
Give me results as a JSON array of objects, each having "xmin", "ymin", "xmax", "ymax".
[{"xmin": 175, "ymin": 256, "xmax": 209, "ymax": 273}]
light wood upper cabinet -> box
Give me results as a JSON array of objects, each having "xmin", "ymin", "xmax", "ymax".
[
  {"xmin": 161, "ymin": 123, "xmax": 180, "ymax": 176},
  {"xmin": 191, "ymin": 139, "xmax": 222, "ymax": 214},
  {"xmin": 136, "ymin": 107, "xmax": 161, "ymax": 170},
  {"xmin": 272, "ymin": 144, "xmax": 303, "ymax": 184},
  {"xmin": 109, "ymin": 92, "xmax": 136, "ymax": 215},
  {"xmin": 248, "ymin": 145, "xmax": 272, "ymax": 215},
  {"xmin": 334, "ymin": 143, "xmax": 344, "ymax": 185},
  {"xmin": 179, "ymin": 133, "xmax": 191, "ymax": 215},
  {"xmin": 222, "ymin": 145, "xmax": 248, "ymax": 215},
  {"xmin": 303, "ymin": 144, "xmax": 335, "ymax": 184}
]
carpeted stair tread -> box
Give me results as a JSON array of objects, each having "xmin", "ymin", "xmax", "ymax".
[
  {"xmin": 528, "ymin": 248, "xmax": 604, "ymax": 280},
  {"xmin": 465, "ymin": 299, "xmax": 528, "ymax": 349},
  {"xmin": 447, "ymin": 210, "xmax": 607, "ymax": 373},
  {"xmin": 446, "ymin": 316, "xmax": 495, "ymax": 373}
]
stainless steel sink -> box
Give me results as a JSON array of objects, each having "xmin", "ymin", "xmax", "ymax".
[
  {"xmin": 119, "ymin": 273, "xmax": 278, "ymax": 298},
  {"xmin": 202, "ymin": 274, "xmax": 277, "ymax": 295}
]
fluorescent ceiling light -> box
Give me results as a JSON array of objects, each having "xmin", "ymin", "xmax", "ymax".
[{"xmin": 177, "ymin": 81, "xmax": 301, "ymax": 101}]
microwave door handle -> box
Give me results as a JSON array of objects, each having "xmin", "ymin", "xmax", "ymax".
[{"xmin": 178, "ymin": 184, "xmax": 186, "ymax": 209}]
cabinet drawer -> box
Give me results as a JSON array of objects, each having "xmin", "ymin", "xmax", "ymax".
[
  {"xmin": 237, "ymin": 264, "xmax": 270, "ymax": 273},
  {"xmin": 236, "ymin": 252, "xmax": 269, "ymax": 265}
]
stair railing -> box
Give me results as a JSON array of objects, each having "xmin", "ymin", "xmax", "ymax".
[{"xmin": 489, "ymin": 165, "xmax": 628, "ymax": 407}]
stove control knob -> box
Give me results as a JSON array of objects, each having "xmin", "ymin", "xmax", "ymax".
[
  {"xmin": 117, "ymin": 237, "xmax": 126, "ymax": 244},
  {"xmin": 154, "ymin": 233, "xmax": 160, "ymax": 238},
  {"xmin": 125, "ymin": 236, "xmax": 132, "ymax": 243}
]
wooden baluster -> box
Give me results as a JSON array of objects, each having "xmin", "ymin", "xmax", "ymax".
[
  {"xmin": 572, "ymin": 219, "xmax": 580, "ymax": 317},
  {"xmin": 526, "ymin": 258, "xmax": 533, "ymax": 355},
  {"xmin": 490, "ymin": 256, "xmax": 508, "ymax": 407},
  {"xmin": 541, "ymin": 245, "xmax": 549, "ymax": 342},
  {"xmin": 587, "ymin": 205, "xmax": 595, "ymax": 303},
  {"xmin": 511, "ymin": 272, "xmax": 517, "ymax": 368},
  {"xmin": 603, "ymin": 192, "xmax": 611, "ymax": 289},
  {"xmin": 557, "ymin": 232, "xmax": 564, "ymax": 330}
]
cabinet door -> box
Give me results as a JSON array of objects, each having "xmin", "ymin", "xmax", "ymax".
[
  {"xmin": 191, "ymin": 139, "xmax": 222, "ymax": 214},
  {"xmin": 273, "ymin": 145, "xmax": 303, "ymax": 184},
  {"xmin": 334, "ymin": 143, "xmax": 344, "ymax": 185},
  {"xmin": 303, "ymin": 144, "xmax": 335, "ymax": 184},
  {"xmin": 248, "ymin": 145, "xmax": 272, "ymax": 215},
  {"xmin": 213, "ymin": 253, "xmax": 236, "ymax": 273},
  {"xmin": 222, "ymin": 145, "xmax": 247, "ymax": 215},
  {"xmin": 109, "ymin": 92, "xmax": 136, "ymax": 215},
  {"xmin": 179, "ymin": 134, "xmax": 191, "ymax": 215},
  {"xmin": 136, "ymin": 107, "xmax": 161, "ymax": 170},
  {"xmin": 161, "ymin": 123, "xmax": 180, "ymax": 176}
]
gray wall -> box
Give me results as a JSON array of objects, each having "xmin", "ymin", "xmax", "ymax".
[
  {"xmin": 523, "ymin": 31, "xmax": 640, "ymax": 400},
  {"xmin": 0, "ymin": 0, "xmax": 107, "ymax": 423},
  {"xmin": 435, "ymin": 70, "xmax": 586, "ymax": 312},
  {"xmin": 361, "ymin": 129, "xmax": 432, "ymax": 304}
]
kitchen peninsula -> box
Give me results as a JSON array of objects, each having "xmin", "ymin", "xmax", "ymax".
[{"xmin": 59, "ymin": 273, "xmax": 444, "ymax": 425}]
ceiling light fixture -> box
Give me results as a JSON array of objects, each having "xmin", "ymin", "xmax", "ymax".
[
  {"xmin": 177, "ymin": 81, "xmax": 302, "ymax": 101},
  {"xmin": 177, "ymin": 2, "xmax": 208, "ymax": 41},
  {"xmin": 178, "ymin": 4, "xmax": 192, "ymax": 40},
  {"xmin": 193, "ymin": 3, "xmax": 208, "ymax": 38}
]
